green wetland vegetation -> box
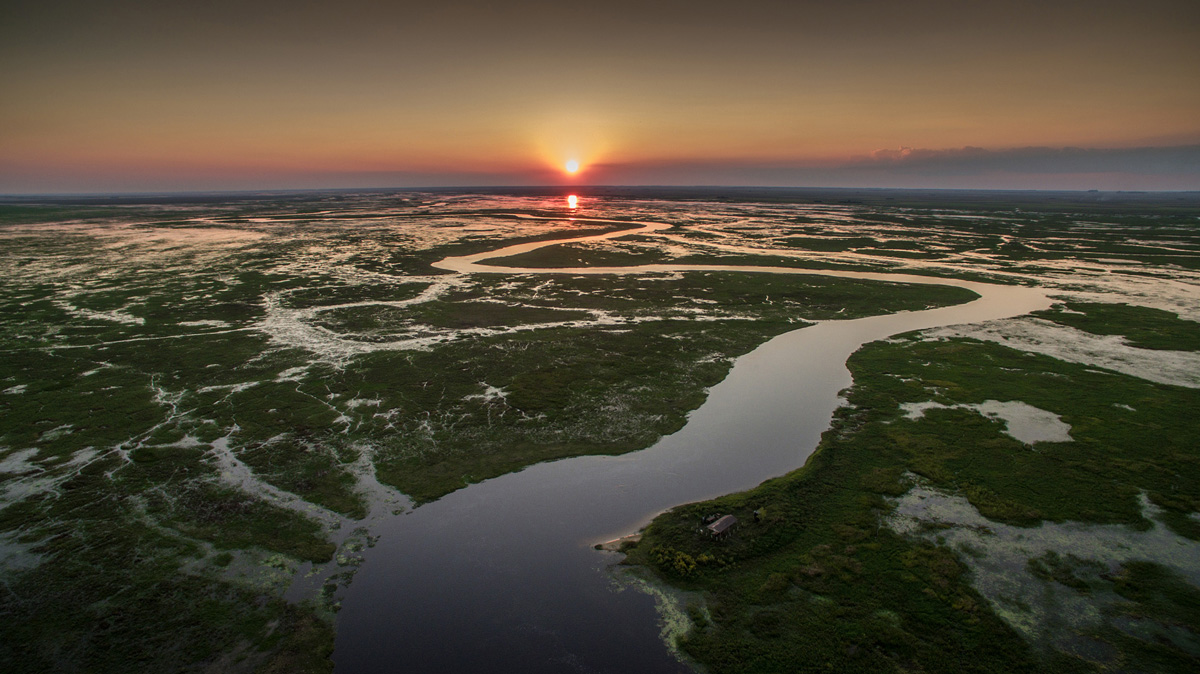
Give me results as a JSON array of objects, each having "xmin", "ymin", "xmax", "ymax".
[
  {"xmin": 1032, "ymin": 301, "xmax": 1200, "ymax": 352},
  {"xmin": 628, "ymin": 331, "xmax": 1200, "ymax": 672},
  {"xmin": 1, "ymin": 189, "xmax": 1198, "ymax": 672}
]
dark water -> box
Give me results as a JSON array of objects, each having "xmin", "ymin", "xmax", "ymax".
[{"xmin": 332, "ymin": 270, "xmax": 1049, "ymax": 673}]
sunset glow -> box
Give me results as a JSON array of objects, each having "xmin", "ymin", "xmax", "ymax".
[
  {"xmin": 0, "ymin": 2, "xmax": 1197, "ymax": 192},
  {"xmin": 567, "ymin": 194, "xmax": 578, "ymax": 208}
]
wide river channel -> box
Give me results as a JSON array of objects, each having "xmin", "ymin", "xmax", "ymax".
[{"xmin": 332, "ymin": 216, "xmax": 1051, "ymax": 673}]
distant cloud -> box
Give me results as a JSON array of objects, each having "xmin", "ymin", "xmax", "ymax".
[
  {"xmin": 868, "ymin": 146, "xmax": 920, "ymax": 161},
  {"xmin": 853, "ymin": 144, "xmax": 1200, "ymax": 177}
]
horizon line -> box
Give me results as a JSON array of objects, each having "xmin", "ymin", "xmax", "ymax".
[{"xmin": 5, "ymin": 184, "xmax": 1200, "ymax": 200}]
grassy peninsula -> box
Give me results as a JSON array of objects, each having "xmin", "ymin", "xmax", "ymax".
[{"xmin": 628, "ymin": 308, "xmax": 1200, "ymax": 673}]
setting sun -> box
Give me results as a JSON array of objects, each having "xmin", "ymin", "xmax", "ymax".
[{"xmin": 565, "ymin": 159, "xmax": 580, "ymax": 174}]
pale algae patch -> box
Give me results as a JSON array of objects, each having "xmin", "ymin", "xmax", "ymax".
[
  {"xmin": 611, "ymin": 566, "xmax": 700, "ymax": 662},
  {"xmin": 219, "ymin": 550, "xmax": 304, "ymax": 597},
  {"xmin": 924, "ymin": 317, "xmax": 1200, "ymax": 388},
  {"xmin": 0, "ymin": 447, "xmax": 101, "ymax": 509},
  {"xmin": 104, "ymin": 227, "xmax": 268, "ymax": 248},
  {"xmin": 900, "ymin": 399, "xmax": 1073, "ymax": 445},
  {"xmin": 462, "ymin": 383, "xmax": 508, "ymax": 404},
  {"xmin": 344, "ymin": 397, "xmax": 383, "ymax": 409},
  {"xmin": 0, "ymin": 448, "xmax": 40, "ymax": 474},
  {"xmin": 206, "ymin": 435, "xmax": 345, "ymax": 531},
  {"xmin": 887, "ymin": 480, "xmax": 1200, "ymax": 660},
  {"xmin": 52, "ymin": 299, "xmax": 146, "ymax": 326},
  {"xmin": 178, "ymin": 319, "xmax": 231, "ymax": 328}
]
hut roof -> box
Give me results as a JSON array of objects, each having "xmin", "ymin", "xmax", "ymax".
[{"xmin": 707, "ymin": 514, "xmax": 738, "ymax": 534}]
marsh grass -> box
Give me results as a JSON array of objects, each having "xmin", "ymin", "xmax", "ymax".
[
  {"xmin": 631, "ymin": 334, "xmax": 1200, "ymax": 672},
  {"xmin": 1033, "ymin": 302, "xmax": 1200, "ymax": 351}
]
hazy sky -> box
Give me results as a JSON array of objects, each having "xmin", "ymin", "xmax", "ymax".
[{"xmin": 2, "ymin": 0, "xmax": 1198, "ymax": 192}]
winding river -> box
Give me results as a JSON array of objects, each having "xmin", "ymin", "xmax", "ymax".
[{"xmin": 331, "ymin": 215, "xmax": 1051, "ymax": 673}]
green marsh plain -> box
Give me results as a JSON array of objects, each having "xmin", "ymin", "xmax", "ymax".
[{"xmin": 1, "ymin": 189, "xmax": 1198, "ymax": 672}]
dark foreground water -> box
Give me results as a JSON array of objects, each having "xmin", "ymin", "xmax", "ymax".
[{"xmin": 333, "ymin": 256, "xmax": 1049, "ymax": 673}]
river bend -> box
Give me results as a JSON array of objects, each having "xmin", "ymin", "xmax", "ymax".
[{"xmin": 332, "ymin": 216, "xmax": 1050, "ymax": 673}]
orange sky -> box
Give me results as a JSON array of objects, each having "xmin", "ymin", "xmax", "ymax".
[{"xmin": 2, "ymin": 1, "xmax": 1198, "ymax": 192}]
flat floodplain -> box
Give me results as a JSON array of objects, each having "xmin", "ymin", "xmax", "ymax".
[{"xmin": 1, "ymin": 189, "xmax": 1198, "ymax": 673}]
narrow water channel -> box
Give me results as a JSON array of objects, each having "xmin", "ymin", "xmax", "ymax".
[{"xmin": 332, "ymin": 218, "xmax": 1051, "ymax": 673}]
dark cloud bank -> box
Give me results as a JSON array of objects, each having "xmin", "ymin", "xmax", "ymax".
[{"xmin": 592, "ymin": 145, "xmax": 1200, "ymax": 191}]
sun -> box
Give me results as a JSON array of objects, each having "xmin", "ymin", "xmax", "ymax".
[{"xmin": 564, "ymin": 159, "xmax": 580, "ymax": 174}]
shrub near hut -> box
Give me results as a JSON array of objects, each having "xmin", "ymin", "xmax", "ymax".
[
  {"xmin": 654, "ymin": 548, "xmax": 699, "ymax": 577},
  {"xmin": 652, "ymin": 547, "xmax": 719, "ymax": 578}
]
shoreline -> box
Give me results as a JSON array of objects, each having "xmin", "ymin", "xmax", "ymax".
[{"xmin": 595, "ymin": 532, "xmax": 643, "ymax": 552}]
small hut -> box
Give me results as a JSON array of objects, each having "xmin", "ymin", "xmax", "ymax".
[{"xmin": 706, "ymin": 514, "xmax": 738, "ymax": 538}]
